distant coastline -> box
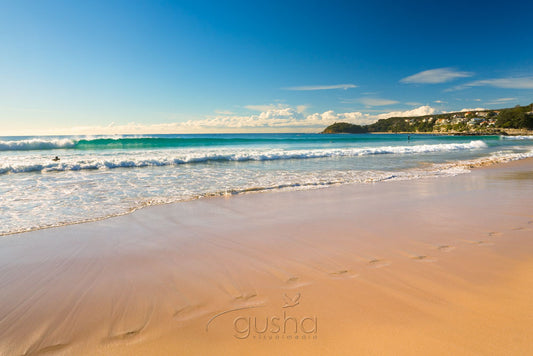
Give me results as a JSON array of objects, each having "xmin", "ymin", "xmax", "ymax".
[{"xmin": 322, "ymin": 103, "xmax": 533, "ymax": 136}]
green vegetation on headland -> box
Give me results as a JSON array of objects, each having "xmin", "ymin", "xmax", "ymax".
[
  {"xmin": 321, "ymin": 103, "xmax": 533, "ymax": 135},
  {"xmin": 321, "ymin": 122, "xmax": 368, "ymax": 133}
]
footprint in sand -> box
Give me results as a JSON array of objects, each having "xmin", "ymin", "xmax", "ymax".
[
  {"xmin": 410, "ymin": 255, "xmax": 436, "ymax": 262},
  {"xmin": 234, "ymin": 292, "xmax": 258, "ymax": 301},
  {"xmin": 105, "ymin": 304, "xmax": 154, "ymax": 342},
  {"xmin": 28, "ymin": 343, "xmax": 70, "ymax": 355},
  {"xmin": 437, "ymin": 245, "xmax": 455, "ymax": 252},
  {"xmin": 512, "ymin": 227, "xmax": 524, "ymax": 231},
  {"xmin": 472, "ymin": 240, "xmax": 494, "ymax": 246},
  {"xmin": 487, "ymin": 231, "xmax": 503, "ymax": 237},
  {"xmin": 234, "ymin": 292, "xmax": 271, "ymax": 308},
  {"xmin": 329, "ymin": 269, "xmax": 358, "ymax": 279},
  {"xmin": 173, "ymin": 304, "xmax": 209, "ymax": 322},
  {"xmin": 367, "ymin": 258, "xmax": 391, "ymax": 268},
  {"xmin": 286, "ymin": 276, "xmax": 300, "ymax": 283},
  {"xmin": 283, "ymin": 276, "xmax": 310, "ymax": 289},
  {"xmin": 105, "ymin": 322, "xmax": 148, "ymax": 342}
]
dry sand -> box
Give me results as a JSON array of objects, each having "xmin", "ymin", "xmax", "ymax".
[{"xmin": 1, "ymin": 159, "xmax": 533, "ymax": 355}]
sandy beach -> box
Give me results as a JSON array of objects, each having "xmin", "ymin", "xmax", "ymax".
[
  {"xmin": 3, "ymin": 1, "xmax": 533, "ymax": 354},
  {"xmin": 1, "ymin": 158, "xmax": 532, "ymax": 355}
]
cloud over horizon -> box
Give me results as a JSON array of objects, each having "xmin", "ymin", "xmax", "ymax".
[
  {"xmin": 359, "ymin": 98, "xmax": 399, "ymax": 106},
  {"xmin": 449, "ymin": 77, "xmax": 533, "ymax": 91},
  {"xmin": 283, "ymin": 84, "xmax": 357, "ymax": 91},
  {"xmin": 14, "ymin": 105, "xmax": 436, "ymax": 136},
  {"xmin": 460, "ymin": 107, "xmax": 486, "ymax": 112},
  {"xmin": 484, "ymin": 97, "xmax": 519, "ymax": 105},
  {"xmin": 401, "ymin": 68, "xmax": 473, "ymax": 84}
]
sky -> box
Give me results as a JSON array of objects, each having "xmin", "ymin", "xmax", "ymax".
[{"xmin": 1, "ymin": 0, "xmax": 533, "ymax": 135}]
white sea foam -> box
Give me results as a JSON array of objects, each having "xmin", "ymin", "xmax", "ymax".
[
  {"xmin": 0, "ymin": 138, "xmax": 77, "ymax": 151},
  {"xmin": 0, "ymin": 166, "xmax": 467, "ymax": 236},
  {"xmin": 1, "ymin": 135, "xmax": 531, "ymax": 236},
  {"xmin": 0, "ymin": 141, "xmax": 487, "ymax": 175},
  {"xmin": 1, "ymin": 148, "xmax": 531, "ymax": 236},
  {"xmin": 501, "ymin": 135, "xmax": 533, "ymax": 140},
  {"xmin": 0, "ymin": 135, "xmax": 158, "ymax": 151}
]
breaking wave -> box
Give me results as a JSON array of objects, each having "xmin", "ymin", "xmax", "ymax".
[{"xmin": 0, "ymin": 141, "xmax": 487, "ymax": 174}]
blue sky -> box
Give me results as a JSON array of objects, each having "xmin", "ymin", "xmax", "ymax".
[{"xmin": 1, "ymin": 0, "xmax": 532, "ymax": 134}]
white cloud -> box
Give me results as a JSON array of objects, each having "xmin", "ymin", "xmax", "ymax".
[
  {"xmin": 449, "ymin": 77, "xmax": 533, "ymax": 91},
  {"xmin": 401, "ymin": 68, "xmax": 473, "ymax": 84},
  {"xmin": 460, "ymin": 108, "xmax": 486, "ymax": 112},
  {"xmin": 485, "ymin": 97, "xmax": 519, "ymax": 105},
  {"xmin": 359, "ymin": 98, "xmax": 399, "ymax": 106},
  {"xmin": 373, "ymin": 106, "xmax": 435, "ymax": 120},
  {"xmin": 478, "ymin": 78, "xmax": 533, "ymax": 89},
  {"xmin": 283, "ymin": 84, "xmax": 357, "ymax": 91},
  {"xmin": 296, "ymin": 105, "xmax": 308, "ymax": 113},
  {"xmin": 304, "ymin": 110, "xmax": 373, "ymax": 126},
  {"xmin": 406, "ymin": 102, "xmax": 423, "ymax": 106},
  {"xmin": 10, "ymin": 105, "xmax": 437, "ymax": 135},
  {"xmin": 493, "ymin": 97, "xmax": 517, "ymax": 102},
  {"xmin": 433, "ymin": 100, "xmax": 446, "ymax": 104}
]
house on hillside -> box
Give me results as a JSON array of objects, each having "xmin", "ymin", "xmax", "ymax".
[{"xmin": 468, "ymin": 118, "xmax": 483, "ymax": 126}]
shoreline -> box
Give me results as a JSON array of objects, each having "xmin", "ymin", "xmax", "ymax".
[
  {"xmin": 1, "ymin": 157, "xmax": 532, "ymax": 354},
  {"xmin": 2, "ymin": 147, "xmax": 532, "ymax": 238},
  {"xmin": 338, "ymin": 130, "xmax": 533, "ymax": 136}
]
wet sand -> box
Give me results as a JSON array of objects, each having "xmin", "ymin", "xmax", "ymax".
[{"xmin": 1, "ymin": 159, "xmax": 532, "ymax": 355}]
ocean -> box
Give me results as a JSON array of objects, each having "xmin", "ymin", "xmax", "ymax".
[{"xmin": 1, "ymin": 133, "xmax": 533, "ymax": 235}]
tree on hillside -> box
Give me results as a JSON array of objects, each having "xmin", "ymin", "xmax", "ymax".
[{"xmin": 496, "ymin": 107, "xmax": 526, "ymax": 128}]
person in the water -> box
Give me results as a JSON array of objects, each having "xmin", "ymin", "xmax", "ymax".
[{"xmin": 52, "ymin": 156, "xmax": 60, "ymax": 161}]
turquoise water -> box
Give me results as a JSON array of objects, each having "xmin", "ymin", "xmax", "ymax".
[{"xmin": 1, "ymin": 133, "xmax": 532, "ymax": 235}]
